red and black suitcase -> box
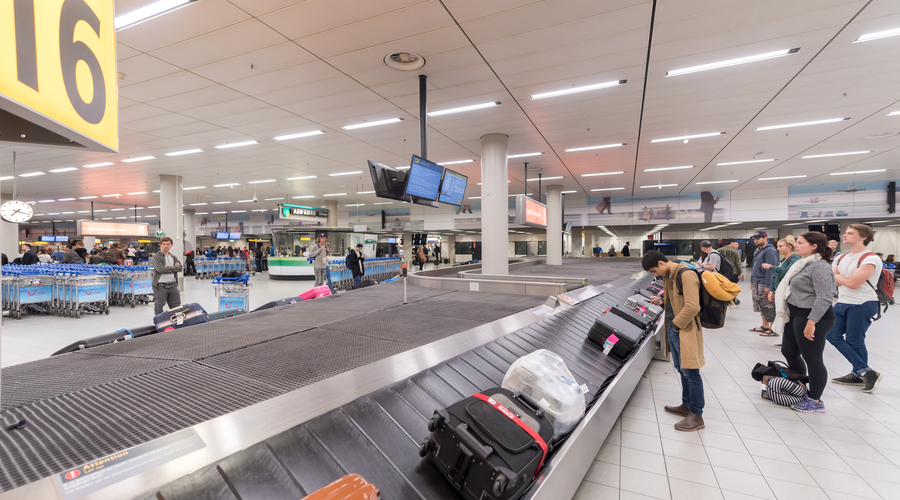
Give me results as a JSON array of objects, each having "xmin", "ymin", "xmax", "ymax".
[
  {"xmin": 588, "ymin": 314, "xmax": 645, "ymax": 358},
  {"xmin": 609, "ymin": 305, "xmax": 654, "ymax": 332},
  {"xmin": 419, "ymin": 388, "xmax": 553, "ymax": 500}
]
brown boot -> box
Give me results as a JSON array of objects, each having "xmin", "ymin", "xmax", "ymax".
[
  {"xmin": 674, "ymin": 413, "xmax": 705, "ymax": 432},
  {"xmin": 664, "ymin": 403, "xmax": 689, "ymax": 416}
]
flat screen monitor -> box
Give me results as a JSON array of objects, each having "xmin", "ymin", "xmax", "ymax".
[
  {"xmin": 404, "ymin": 155, "xmax": 444, "ymax": 201},
  {"xmin": 56, "ymin": 236, "xmax": 69, "ymax": 242},
  {"xmin": 438, "ymin": 168, "xmax": 468, "ymax": 206},
  {"xmin": 216, "ymin": 232, "xmax": 229, "ymax": 239},
  {"xmin": 387, "ymin": 237, "xmax": 396, "ymax": 243},
  {"xmin": 41, "ymin": 235, "xmax": 55, "ymax": 242},
  {"xmin": 229, "ymin": 232, "xmax": 242, "ymax": 239},
  {"xmin": 514, "ymin": 195, "xmax": 548, "ymax": 228},
  {"xmin": 368, "ymin": 160, "xmax": 410, "ymax": 202}
]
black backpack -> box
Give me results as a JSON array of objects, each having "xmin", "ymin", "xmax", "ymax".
[
  {"xmin": 715, "ymin": 250, "xmax": 738, "ymax": 282},
  {"xmin": 675, "ymin": 268, "xmax": 729, "ymax": 329}
]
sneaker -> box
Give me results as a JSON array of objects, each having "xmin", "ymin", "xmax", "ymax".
[
  {"xmin": 862, "ymin": 371, "xmax": 883, "ymax": 393},
  {"xmin": 831, "ymin": 373, "xmax": 865, "ymax": 386},
  {"xmin": 791, "ymin": 396, "xmax": 826, "ymax": 413}
]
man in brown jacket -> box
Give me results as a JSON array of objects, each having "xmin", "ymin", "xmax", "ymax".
[{"xmin": 643, "ymin": 250, "xmax": 706, "ymax": 431}]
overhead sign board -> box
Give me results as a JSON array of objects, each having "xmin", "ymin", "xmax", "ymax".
[
  {"xmin": 278, "ymin": 203, "xmax": 328, "ymax": 219},
  {"xmin": 515, "ymin": 195, "xmax": 548, "ymax": 228},
  {"xmin": 78, "ymin": 220, "xmax": 149, "ymax": 237},
  {"xmin": 0, "ymin": 0, "xmax": 118, "ymax": 151}
]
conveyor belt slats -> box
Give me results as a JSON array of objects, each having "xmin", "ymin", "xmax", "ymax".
[
  {"xmin": 266, "ymin": 426, "xmax": 347, "ymax": 495},
  {"xmin": 217, "ymin": 443, "xmax": 305, "ymax": 500}
]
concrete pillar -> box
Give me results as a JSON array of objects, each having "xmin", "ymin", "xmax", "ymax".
[
  {"xmin": 546, "ymin": 185, "xmax": 563, "ymax": 265},
  {"xmin": 325, "ymin": 200, "xmax": 338, "ymax": 227},
  {"xmin": 572, "ymin": 229, "xmax": 584, "ymax": 257},
  {"xmin": 0, "ymin": 193, "xmax": 20, "ymax": 259},
  {"xmin": 184, "ymin": 209, "xmax": 197, "ymax": 253},
  {"xmin": 444, "ymin": 234, "xmax": 456, "ymax": 264},
  {"xmin": 480, "ymin": 133, "xmax": 509, "ymax": 275},
  {"xmin": 402, "ymin": 230, "xmax": 413, "ymax": 267},
  {"xmin": 160, "ymin": 175, "xmax": 184, "ymax": 291}
]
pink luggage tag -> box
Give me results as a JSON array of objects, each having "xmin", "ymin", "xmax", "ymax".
[{"xmin": 603, "ymin": 334, "xmax": 619, "ymax": 355}]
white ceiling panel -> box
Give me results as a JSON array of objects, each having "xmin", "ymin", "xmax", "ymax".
[
  {"xmin": 226, "ymin": 61, "xmax": 343, "ymax": 95},
  {"xmin": 114, "ymin": 0, "xmax": 251, "ymax": 52},
  {"xmin": 260, "ymin": 0, "xmax": 427, "ymax": 41},
  {"xmin": 117, "ymin": 54, "xmax": 182, "ymax": 87},
  {"xmin": 118, "ymin": 71, "xmax": 217, "ymax": 102},
  {"xmin": 149, "ymin": 20, "xmax": 287, "ymax": 70}
]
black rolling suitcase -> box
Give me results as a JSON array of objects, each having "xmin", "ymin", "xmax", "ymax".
[
  {"xmin": 419, "ymin": 388, "xmax": 552, "ymax": 500},
  {"xmin": 252, "ymin": 297, "xmax": 302, "ymax": 312},
  {"xmin": 609, "ymin": 305, "xmax": 654, "ymax": 332},
  {"xmin": 588, "ymin": 314, "xmax": 645, "ymax": 357}
]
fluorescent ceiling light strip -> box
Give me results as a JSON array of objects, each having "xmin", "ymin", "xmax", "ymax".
[
  {"xmin": 438, "ymin": 160, "xmax": 475, "ymax": 166},
  {"xmin": 110, "ymin": 208, "xmax": 125, "ymax": 211},
  {"xmin": 237, "ymin": 200, "xmax": 255, "ymax": 203},
  {"xmin": 248, "ymin": 179, "xmax": 276, "ymax": 184},
  {"xmin": 102, "ymin": 194, "xmax": 121, "ymax": 197},
  {"xmin": 530, "ymin": 80, "xmax": 625, "ymax": 100},
  {"xmin": 264, "ymin": 197, "xmax": 284, "ymax": 201},
  {"xmin": 830, "ymin": 169, "xmax": 886, "ymax": 176},
  {"xmin": 293, "ymin": 195, "xmax": 314, "ymax": 199},
  {"xmin": 58, "ymin": 198, "xmax": 75, "ymax": 201},
  {"xmin": 650, "ymin": 132, "xmax": 725, "ymax": 143},
  {"xmin": 0, "ymin": 176, "xmax": 12, "ymax": 181},
  {"xmin": 756, "ymin": 117, "xmax": 849, "ymax": 131},
  {"xmin": 346, "ymin": 204, "xmax": 365, "ymax": 207},
  {"xmin": 126, "ymin": 191, "xmax": 146, "ymax": 195},
  {"xmin": 215, "ymin": 140, "xmax": 258, "ymax": 149},
  {"xmin": 20, "ymin": 172, "xmax": 45, "ymax": 177},
  {"xmin": 212, "ymin": 201, "xmax": 230, "ymax": 205},
  {"xmin": 666, "ymin": 48, "xmax": 799, "ymax": 77},
  {"xmin": 342, "ymin": 118, "xmax": 403, "ymax": 130},
  {"xmin": 357, "ymin": 191, "xmax": 375, "ymax": 194},
  {"xmin": 49, "ymin": 167, "xmax": 78, "ymax": 173},
  {"xmin": 526, "ymin": 176, "xmax": 563, "ymax": 181},
  {"xmin": 324, "ymin": 193, "xmax": 346, "ymax": 196},
  {"xmin": 644, "ymin": 166, "xmax": 693, "ymax": 172},
  {"xmin": 183, "ymin": 186, "xmax": 205, "ymax": 190},
  {"xmin": 508, "ymin": 152, "xmax": 543, "ymax": 159},
  {"xmin": 803, "ymin": 151, "xmax": 872, "ymax": 159},
  {"xmin": 468, "ymin": 197, "xmax": 482, "ymax": 199},
  {"xmin": 373, "ymin": 202, "xmax": 393, "ymax": 205},
  {"xmin": 214, "ymin": 183, "xmax": 240, "ymax": 187},
  {"xmin": 273, "ymin": 130, "xmax": 325, "ymax": 141},
  {"xmin": 287, "ymin": 175, "xmax": 316, "ymax": 180},
  {"xmin": 855, "ymin": 27, "xmax": 900, "ymax": 43},
  {"xmin": 397, "ymin": 167, "xmax": 410, "ymax": 170},
  {"xmin": 590, "ymin": 187, "xmax": 626, "ymax": 191},
  {"xmin": 565, "ymin": 143, "xmax": 625, "ymax": 152},
  {"xmin": 696, "ymin": 180, "xmax": 738, "ymax": 184},
  {"xmin": 38, "ymin": 200, "xmax": 54, "ymax": 203},
  {"xmin": 561, "ymin": 191, "xmax": 577, "ymax": 194},
  {"xmin": 889, "ymin": 111, "xmax": 900, "ymax": 116},
  {"xmin": 189, "ymin": 203, "xmax": 207, "ymax": 206},
  {"xmin": 83, "ymin": 162, "xmax": 114, "ymax": 168},
  {"xmin": 329, "ymin": 171, "xmax": 363, "ymax": 177},
  {"xmin": 212, "ymin": 212, "xmax": 227, "ymax": 214},
  {"xmin": 122, "ymin": 156, "xmax": 155, "ymax": 163},
  {"xmin": 717, "ymin": 159, "xmax": 774, "ymax": 166},
  {"xmin": 759, "ymin": 175, "xmax": 807, "ymax": 180},
  {"xmin": 231, "ymin": 210, "xmax": 247, "ymax": 213},
  {"xmin": 79, "ymin": 196, "xmax": 97, "ymax": 199},
  {"xmin": 252, "ymin": 209, "xmax": 268, "ymax": 212},
  {"xmin": 165, "ymin": 148, "xmax": 203, "ymax": 157},
  {"xmin": 582, "ymin": 171, "xmax": 624, "ymax": 177},
  {"xmin": 427, "ymin": 102, "xmax": 500, "ymax": 117},
  {"xmin": 115, "ymin": 0, "xmax": 193, "ymax": 30},
  {"xmin": 640, "ymin": 184, "xmax": 678, "ymax": 188}
]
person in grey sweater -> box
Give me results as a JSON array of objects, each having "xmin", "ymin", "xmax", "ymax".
[
  {"xmin": 781, "ymin": 232, "xmax": 836, "ymax": 413},
  {"xmin": 307, "ymin": 235, "xmax": 330, "ymax": 287}
]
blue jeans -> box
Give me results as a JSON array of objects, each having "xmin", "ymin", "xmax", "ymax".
[
  {"xmin": 668, "ymin": 325, "xmax": 705, "ymax": 415},
  {"xmin": 827, "ymin": 301, "xmax": 878, "ymax": 376},
  {"xmin": 354, "ymin": 274, "xmax": 362, "ymax": 285},
  {"xmin": 325, "ymin": 267, "xmax": 334, "ymax": 292}
]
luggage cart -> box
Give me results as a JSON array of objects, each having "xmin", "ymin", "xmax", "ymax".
[
  {"xmin": 212, "ymin": 274, "xmax": 251, "ymax": 312},
  {"xmin": 62, "ymin": 273, "xmax": 110, "ymax": 318},
  {"xmin": 9, "ymin": 274, "xmax": 56, "ymax": 319},
  {"xmin": 111, "ymin": 266, "xmax": 154, "ymax": 307}
]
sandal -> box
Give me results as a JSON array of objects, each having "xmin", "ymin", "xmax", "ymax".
[
  {"xmin": 749, "ymin": 326, "xmax": 768, "ymax": 333},
  {"xmin": 759, "ymin": 329, "xmax": 779, "ymax": 337}
]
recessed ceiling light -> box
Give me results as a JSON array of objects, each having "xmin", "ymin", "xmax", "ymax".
[
  {"xmin": 862, "ymin": 220, "xmax": 892, "ymax": 224},
  {"xmin": 427, "ymin": 102, "xmax": 500, "ymax": 117},
  {"xmin": 189, "ymin": 203, "xmax": 207, "ymax": 206},
  {"xmin": 759, "ymin": 175, "xmax": 807, "ymax": 180},
  {"xmin": 718, "ymin": 159, "xmax": 775, "ymax": 166},
  {"xmin": 215, "ymin": 140, "xmax": 258, "ymax": 149},
  {"xmin": 152, "ymin": 190, "xmax": 160, "ymax": 193},
  {"xmin": 183, "ymin": 186, "xmax": 205, "ymax": 190},
  {"xmin": 590, "ymin": 187, "xmax": 626, "ymax": 191},
  {"xmin": 329, "ymin": 171, "xmax": 363, "ymax": 177},
  {"xmin": 666, "ymin": 48, "xmax": 800, "ymax": 76},
  {"xmin": 696, "ymin": 180, "xmax": 738, "ymax": 185},
  {"xmin": 47, "ymin": 212, "xmax": 59, "ymax": 215},
  {"xmin": 237, "ymin": 199, "xmax": 255, "ymax": 203},
  {"xmin": 373, "ymin": 202, "xmax": 394, "ymax": 205},
  {"xmin": 101, "ymin": 217, "xmax": 113, "ymax": 220},
  {"xmin": 195, "ymin": 212, "xmax": 208, "ymax": 215},
  {"xmin": 0, "ymin": 176, "xmax": 12, "ymax": 181},
  {"xmin": 565, "ymin": 143, "xmax": 625, "ymax": 152},
  {"xmin": 231, "ymin": 210, "xmax": 247, "ymax": 213},
  {"xmin": 213, "ymin": 183, "xmax": 240, "ymax": 187},
  {"xmin": 561, "ymin": 190, "xmax": 577, "ymax": 194},
  {"xmin": 292, "ymin": 195, "xmax": 315, "ymax": 199},
  {"xmin": 287, "ymin": 175, "xmax": 316, "ymax": 180},
  {"xmin": 20, "ymin": 172, "xmax": 45, "ymax": 177},
  {"xmin": 79, "ymin": 196, "xmax": 97, "ymax": 199},
  {"xmin": 508, "ymin": 152, "xmax": 544, "ymax": 159},
  {"xmin": 889, "ymin": 111, "xmax": 900, "ymax": 116},
  {"xmin": 756, "ymin": 118, "xmax": 850, "ymax": 131},
  {"xmin": 803, "ymin": 151, "xmax": 872, "ymax": 159},
  {"xmin": 212, "ymin": 211, "xmax": 227, "ymax": 214},
  {"xmin": 58, "ymin": 198, "xmax": 76, "ymax": 201},
  {"xmin": 165, "ymin": 149, "xmax": 203, "ymax": 157},
  {"xmin": 212, "ymin": 201, "xmax": 230, "ymax": 204},
  {"xmin": 526, "ymin": 176, "xmax": 563, "ymax": 181},
  {"xmin": 126, "ymin": 191, "xmax": 146, "ymax": 195},
  {"xmin": 651, "ymin": 132, "xmax": 725, "ymax": 143},
  {"xmin": 468, "ymin": 196, "xmax": 482, "ymax": 199},
  {"xmin": 438, "ymin": 160, "xmax": 475, "ymax": 166},
  {"xmin": 252, "ymin": 209, "xmax": 268, "ymax": 212},
  {"xmin": 115, "ymin": 0, "xmax": 195, "ymax": 30},
  {"xmin": 102, "ymin": 194, "xmax": 121, "ymax": 197},
  {"xmin": 476, "ymin": 181, "xmax": 510, "ymax": 185},
  {"xmin": 247, "ymin": 179, "xmax": 276, "ymax": 184},
  {"xmin": 530, "ymin": 80, "xmax": 626, "ymax": 100},
  {"xmin": 264, "ymin": 197, "xmax": 284, "ymax": 201},
  {"xmin": 77, "ymin": 210, "xmax": 91, "ymax": 213},
  {"xmin": 148, "ymin": 205, "xmax": 160, "ymax": 208},
  {"xmin": 342, "ymin": 118, "xmax": 403, "ymax": 130},
  {"xmin": 121, "ymin": 156, "xmax": 155, "ymax": 163},
  {"xmin": 830, "ymin": 169, "xmax": 886, "ymax": 176},
  {"xmin": 324, "ymin": 193, "xmax": 347, "ymax": 196},
  {"xmin": 357, "ymin": 191, "xmax": 375, "ymax": 194},
  {"xmin": 49, "ymin": 167, "xmax": 78, "ymax": 173},
  {"xmin": 110, "ymin": 208, "xmax": 125, "ymax": 211},
  {"xmin": 83, "ymin": 162, "xmax": 115, "ymax": 168},
  {"xmin": 38, "ymin": 200, "xmax": 55, "ymax": 203},
  {"xmin": 644, "ymin": 166, "xmax": 694, "ymax": 172},
  {"xmin": 855, "ymin": 27, "xmax": 900, "ymax": 43},
  {"xmin": 346, "ymin": 203, "xmax": 366, "ymax": 207},
  {"xmin": 582, "ymin": 171, "xmax": 624, "ymax": 177},
  {"xmin": 274, "ymin": 130, "xmax": 325, "ymax": 141},
  {"xmin": 640, "ymin": 184, "xmax": 678, "ymax": 189},
  {"xmin": 93, "ymin": 209, "xmax": 107, "ymax": 212}
]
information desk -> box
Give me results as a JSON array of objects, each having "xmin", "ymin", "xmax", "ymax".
[{"xmin": 266, "ymin": 257, "xmax": 315, "ymax": 279}]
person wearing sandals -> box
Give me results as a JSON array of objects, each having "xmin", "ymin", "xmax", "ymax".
[
  {"xmin": 771, "ymin": 232, "xmax": 837, "ymax": 413},
  {"xmin": 750, "ymin": 231, "xmax": 779, "ymax": 335},
  {"xmin": 761, "ymin": 236, "xmax": 802, "ymax": 338}
]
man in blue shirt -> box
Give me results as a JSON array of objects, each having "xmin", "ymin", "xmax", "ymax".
[
  {"xmin": 750, "ymin": 231, "xmax": 779, "ymax": 335},
  {"xmin": 51, "ymin": 246, "xmax": 65, "ymax": 262}
]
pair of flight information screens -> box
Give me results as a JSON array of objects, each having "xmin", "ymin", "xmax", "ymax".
[{"xmin": 403, "ymin": 156, "xmax": 469, "ymax": 206}]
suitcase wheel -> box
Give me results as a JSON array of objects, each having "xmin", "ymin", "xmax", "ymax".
[
  {"xmin": 493, "ymin": 474, "xmax": 508, "ymax": 496},
  {"xmin": 418, "ymin": 437, "xmax": 432, "ymax": 458},
  {"xmin": 427, "ymin": 412, "xmax": 444, "ymax": 432}
]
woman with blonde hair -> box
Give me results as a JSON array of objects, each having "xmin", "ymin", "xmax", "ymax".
[{"xmin": 760, "ymin": 235, "xmax": 801, "ymax": 337}]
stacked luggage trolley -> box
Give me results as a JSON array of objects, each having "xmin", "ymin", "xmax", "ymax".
[
  {"xmin": 212, "ymin": 274, "xmax": 251, "ymax": 312},
  {"xmin": 109, "ymin": 266, "xmax": 155, "ymax": 307},
  {"xmin": 195, "ymin": 257, "xmax": 249, "ymax": 279},
  {"xmin": 328, "ymin": 257, "xmax": 401, "ymax": 291},
  {"xmin": 2, "ymin": 264, "xmax": 111, "ymax": 319}
]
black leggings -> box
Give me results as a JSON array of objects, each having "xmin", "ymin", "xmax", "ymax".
[{"xmin": 782, "ymin": 304, "xmax": 834, "ymax": 400}]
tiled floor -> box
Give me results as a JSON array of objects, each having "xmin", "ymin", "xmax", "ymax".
[{"xmin": 576, "ymin": 284, "xmax": 900, "ymax": 500}]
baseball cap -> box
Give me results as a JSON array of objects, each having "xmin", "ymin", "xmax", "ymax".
[{"xmin": 751, "ymin": 231, "xmax": 767, "ymax": 239}]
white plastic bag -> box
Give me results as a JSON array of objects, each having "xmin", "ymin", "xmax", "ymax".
[{"xmin": 501, "ymin": 349, "xmax": 587, "ymax": 439}]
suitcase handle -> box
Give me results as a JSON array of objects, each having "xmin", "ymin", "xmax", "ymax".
[
  {"xmin": 514, "ymin": 392, "xmax": 545, "ymax": 418},
  {"xmin": 455, "ymin": 422, "xmax": 492, "ymax": 463}
]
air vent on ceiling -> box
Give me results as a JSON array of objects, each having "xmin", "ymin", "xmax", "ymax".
[
  {"xmin": 526, "ymin": 165, "xmax": 543, "ymax": 171},
  {"xmin": 384, "ymin": 52, "xmax": 426, "ymax": 71}
]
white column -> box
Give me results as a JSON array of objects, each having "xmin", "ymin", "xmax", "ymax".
[
  {"xmin": 184, "ymin": 209, "xmax": 197, "ymax": 253},
  {"xmin": 546, "ymin": 185, "xmax": 562, "ymax": 265},
  {"xmin": 325, "ymin": 200, "xmax": 338, "ymax": 227},
  {"xmin": 402, "ymin": 231, "xmax": 413, "ymax": 267},
  {"xmin": 572, "ymin": 229, "xmax": 584, "ymax": 257},
  {"xmin": 0, "ymin": 193, "xmax": 20, "ymax": 259},
  {"xmin": 160, "ymin": 175, "xmax": 184, "ymax": 290},
  {"xmin": 480, "ymin": 133, "xmax": 509, "ymax": 275},
  {"xmin": 444, "ymin": 234, "xmax": 455, "ymax": 264}
]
